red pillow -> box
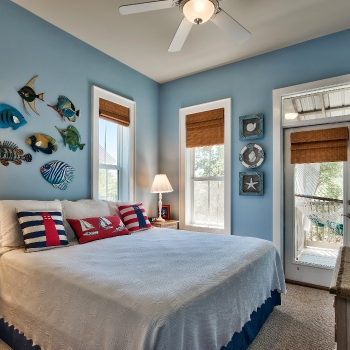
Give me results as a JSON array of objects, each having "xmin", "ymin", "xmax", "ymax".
[
  {"xmin": 117, "ymin": 203, "xmax": 152, "ymax": 232},
  {"xmin": 67, "ymin": 215, "xmax": 130, "ymax": 244}
]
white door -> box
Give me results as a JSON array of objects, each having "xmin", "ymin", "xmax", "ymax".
[{"xmin": 284, "ymin": 122, "xmax": 350, "ymax": 287}]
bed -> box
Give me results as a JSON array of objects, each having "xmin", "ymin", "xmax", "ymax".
[{"xmin": 0, "ymin": 200, "xmax": 286, "ymax": 350}]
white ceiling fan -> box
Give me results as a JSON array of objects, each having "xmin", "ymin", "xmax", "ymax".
[{"xmin": 119, "ymin": 0, "xmax": 251, "ymax": 52}]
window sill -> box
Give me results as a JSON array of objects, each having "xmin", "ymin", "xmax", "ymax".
[
  {"xmin": 190, "ymin": 224, "xmax": 224, "ymax": 229},
  {"xmin": 180, "ymin": 224, "xmax": 228, "ymax": 234}
]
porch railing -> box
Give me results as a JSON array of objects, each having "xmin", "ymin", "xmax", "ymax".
[{"xmin": 295, "ymin": 194, "xmax": 343, "ymax": 249}]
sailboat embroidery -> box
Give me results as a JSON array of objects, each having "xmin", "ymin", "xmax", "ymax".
[
  {"xmin": 79, "ymin": 219, "xmax": 98, "ymax": 236},
  {"xmin": 113, "ymin": 221, "xmax": 126, "ymax": 232},
  {"xmin": 79, "ymin": 219, "xmax": 95, "ymax": 231},
  {"xmin": 83, "ymin": 231, "xmax": 99, "ymax": 236},
  {"xmin": 99, "ymin": 217, "xmax": 113, "ymax": 230}
]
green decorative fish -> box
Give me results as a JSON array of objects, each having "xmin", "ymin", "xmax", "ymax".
[
  {"xmin": 55, "ymin": 125, "xmax": 85, "ymax": 152},
  {"xmin": 18, "ymin": 75, "xmax": 44, "ymax": 116}
]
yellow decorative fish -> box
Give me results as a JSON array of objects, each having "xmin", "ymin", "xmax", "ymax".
[{"xmin": 26, "ymin": 134, "xmax": 58, "ymax": 154}]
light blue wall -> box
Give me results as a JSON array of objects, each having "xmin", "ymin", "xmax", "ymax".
[
  {"xmin": 0, "ymin": 0, "xmax": 159, "ymax": 215},
  {"xmin": 2, "ymin": 0, "xmax": 350, "ymax": 236},
  {"xmin": 159, "ymin": 29, "xmax": 350, "ymax": 240}
]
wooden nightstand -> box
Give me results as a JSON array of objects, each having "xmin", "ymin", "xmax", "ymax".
[{"xmin": 151, "ymin": 220, "xmax": 179, "ymax": 230}]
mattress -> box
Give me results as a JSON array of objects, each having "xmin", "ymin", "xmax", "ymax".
[{"xmin": 0, "ymin": 228, "xmax": 286, "ymax": 350}]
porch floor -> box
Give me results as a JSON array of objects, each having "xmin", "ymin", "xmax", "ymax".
[{"xmin": 297, "ymin": 246, "xmax": 340, "ymax": 269}]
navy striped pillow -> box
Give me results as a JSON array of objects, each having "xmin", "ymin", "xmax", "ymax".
[{"xmin": 17, "ymin": 211, "xmax": 69, "ymax": 252}]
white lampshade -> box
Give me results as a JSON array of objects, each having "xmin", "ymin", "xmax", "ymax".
[
  {"xmin": 183, "ymin": 0, "xmax": 215, "ymax": 24},
  {"xmin": 151, "ymin": 174, "xmax": 173, "ymax": 193}
]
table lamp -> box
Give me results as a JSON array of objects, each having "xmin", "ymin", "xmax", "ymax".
[{"xmin": 151, "ymin": 174, "xmax": 173, "ymax": 222}]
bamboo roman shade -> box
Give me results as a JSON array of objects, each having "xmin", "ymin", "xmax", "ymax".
[
  {"xmin": 99, "ymin": 98, "xmax": 130, "ymax": 127},
  {"xmin": 186, "ymin": 108, "xmax": 224, "ymax": 148},
  {"xmin": 290, "ymin": 127, "xmax": 348, "ymax": 164}
]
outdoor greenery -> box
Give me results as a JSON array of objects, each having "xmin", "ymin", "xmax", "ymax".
[
  {"xmin": 314, "ymin": 162, "xmax": 343, "ymax": 200},
  {"xmin": 297, "ymin": 161, "xmax": 344, "ymax": 244},
  {"xmin": 99, "ymin": 168, "xmax": 118, "ymax": 202},
  {"xmin": 194, "ymin": 145, "xmax": 224, "ymax": 177},
  {"xmin": 193, "ymin": 145, "xmax": 224, "ymax": 226}
]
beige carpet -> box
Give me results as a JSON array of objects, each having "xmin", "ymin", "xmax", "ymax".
[
  {"xmin": 249, "ymin": 283, "xmax": 336, "ymax": 350},
  {"xmin": 0, "ymin": 283, "xmax": 336, "ymax": 350},
  {"xmin": 0, "ymin": 340, "xmax": 11, "ymax": 350}
]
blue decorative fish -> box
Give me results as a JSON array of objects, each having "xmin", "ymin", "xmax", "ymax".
[
  {"xmin": 40, "ymin": 160, "xmax": 74, "ymax": 190},
  {"xmin": 0, "ymin": 141, "xmax": 32, "ymax": 166},
  {"xmin": 48, "ymin": 96, "xmax": 80, "ymax": 122},
  {"xmin": 0, "ymin": 104, "xmax": 27, "ymax": 130}
]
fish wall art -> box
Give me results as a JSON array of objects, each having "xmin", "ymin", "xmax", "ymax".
[
  {"xmin": 55, "ymin": 125, "xmax": 85, "ymax": 152},
  {"xmin": 48, "ymin": 96, "xmax": 80, "ymax": 122},
  {"xmin": 40, "ymin": 160, "xmax": 74, "ymax": 190},
  {"xmin": 26, "ymin": 134, "xmax": 58, "ymax": 154},
  {"xmin": 0, "ymin": 141, "xmax": 32, "ymax": 166},
  {"xmin": 0, "ymin": 104, "xmax": 27, "ymax": 130},
  {"xmin": 18, "ymin": 75, "xmax": 44, "ymax": 116}
]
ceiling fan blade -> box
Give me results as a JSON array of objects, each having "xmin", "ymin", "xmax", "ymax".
[
  {"xmin": 119, "ymin": 0, "xmax": 173, "ymax": 15},
  {"xmin": 168, "ymin": 18, "xmax": 193, "ymax": 52},
  {"xmin": 211, "ymin": 9, "xmax": 251, "ymax": 44}
]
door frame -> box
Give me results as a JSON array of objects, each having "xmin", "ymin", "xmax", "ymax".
[
  {"xmin": 272, "ymin": 74, "xmax": 350, "ymax": 261},
  {"xmin": 283, "ymin": 123, "xmax": 349, "ymax": 287}
]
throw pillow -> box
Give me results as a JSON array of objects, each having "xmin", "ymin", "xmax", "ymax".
[
  {"xmin": 0, "ymin": 200, "xmax": 62, "ymax": 256},
  {"xmin": 17, "ymin": 210, "xmax": 69, "ymax": 252},
  {"xmin": 61, "ymin": 199, "xmax": 111, "ymax": 242},
  {"xmin": 67, "ymin": 215, "xmax": 130, "ymax": 244},
  {"xmin": 117, "ymin": 203, "xmax": 152, "ymax": 232}
]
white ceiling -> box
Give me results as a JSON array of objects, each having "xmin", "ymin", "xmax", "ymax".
[{"xmin": 12, "ymin": 0, "xmax": 350, "ymax": 83}]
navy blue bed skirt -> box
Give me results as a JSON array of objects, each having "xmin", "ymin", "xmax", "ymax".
[
  {"xmin": 0, "ymin": 290, "xmax": 280, "ymax": 350},
  {"xmin": 221, "ymin": 290, "xmax": 281, "ymax": 350}
]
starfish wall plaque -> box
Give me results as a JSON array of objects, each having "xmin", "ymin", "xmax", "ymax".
[{"xmin": 239, "ymin": 172, "xmax": 263, "ymax": 196}]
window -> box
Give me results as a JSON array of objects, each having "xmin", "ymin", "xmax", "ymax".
[
  {"xmin": 179, "ymin": 98, "xmax": 231, "ymax": 234},
  {"xmin": 98, "ymin": 119, "xmax": 121, "ymax": 201},
  {"xmin": 91, "ymin": 86, "xmax": 135, "ymax": 202},
  {"xmin": 282, "ymin": 82, "xmax": 350, "ymax": 127},
  {"xmin": 191, "ymin": 145, "xmax": 224, "ymax": 227},
  {"xmin": 273, "ymin": 73, "xmax": 350, "ymax": 257}
]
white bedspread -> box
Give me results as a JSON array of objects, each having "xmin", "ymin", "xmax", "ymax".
[{"xmin": 0, "ymin": 229, "xmax": 286, "ymax": 350}]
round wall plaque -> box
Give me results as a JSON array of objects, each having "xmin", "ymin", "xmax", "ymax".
[{"xmin": 239, "ymin": 143, "xmax": 265, "ymax": 168}]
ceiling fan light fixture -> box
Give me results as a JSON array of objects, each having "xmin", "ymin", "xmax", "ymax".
[{"xmin": 181, "ymin": 0, "xmax": 218, "ymax": 25}]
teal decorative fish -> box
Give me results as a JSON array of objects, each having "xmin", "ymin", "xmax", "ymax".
[
  {"xmin": 0, "ymin": 141, "xmax": 32, "ymax": 166},
  {"xmin": 40, "ymin": 160, "xmax": 74, "ymax": 190},
  {"xmin": 48, "ymin": 96, "xmax": 80, "ymax": 122},
  {"xmin": 0, "ymin": 104, "xmax": 27, "ymax": 130},
  {"xmin": 26, "ymin": 134, "xmax": 58, "ymax": 154},
  {"xmin": 18, "ymin": 75, "xmax": 44, "ymax": 115},
  {"xmin": 55, "ymin": 125, "xmax": 85, "ymax": 152}
]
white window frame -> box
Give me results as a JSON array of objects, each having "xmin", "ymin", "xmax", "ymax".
[
  {"xmin": 91, "ymin": 85, "xmax": 136, "ymax": 202},
  {"xmin": 189, "ymin": 147, "xmax": 225, "ymax": 227},
  {"xmin": 272, "ymin": 73, "xmax": 350, "ymax": 260},
  {"xmin": 179, "ymin": 98, "xmax": 231, "ymax": 234},
  {"xmin": 98, "ymin": 121, "xmax": 123, "ymax": 201}
]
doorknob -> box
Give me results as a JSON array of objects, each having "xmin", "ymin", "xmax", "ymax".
[
  {"xmin": 342, "ymin": 214, "xmax": 350, "ymax": 219},
  {"xmin": 348, "ymin": 200, "xmax": 350, "ymax": 205}
]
